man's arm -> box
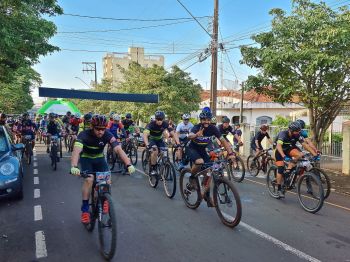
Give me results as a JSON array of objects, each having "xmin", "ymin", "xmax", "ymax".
[
  {"xmin": 143, "ymin": 129, "xmax": 150, "ymax": 146},
  {"xmin": 169, "ymin": 130, "xmax": 180, "ymax": 145},
  {"xmin": 114, "ymin": 145, "xmax": 132, "ymax": 166},
  {"xmin": 71, "ymin": 146, "xmax": 83, "ymax": 167}
]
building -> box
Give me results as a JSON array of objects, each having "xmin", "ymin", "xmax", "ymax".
[{"xmin": 103, "ymin": 47, "xmax": 164, "ymax": 86}]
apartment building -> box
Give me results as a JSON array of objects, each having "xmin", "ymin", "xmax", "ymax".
[{"xmin": 103, "ymin": 47, "xmax": 164, "ymax": 86}]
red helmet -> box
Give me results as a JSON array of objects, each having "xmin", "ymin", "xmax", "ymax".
[{"xmin": 91, "ymin": 115, "xmax": 108, "ymax": 128}]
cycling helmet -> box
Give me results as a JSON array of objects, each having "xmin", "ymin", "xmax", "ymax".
[
  {"xmin": 211, "ymin": 117, "xmax": 217, "ymax": 124},
  {"xmin": 222, "ymin": 116, "xmax": 230, "ymax": 123},
  {"xmin": 199, "ymin": 110, "xmax": 212, "ymax": 120},
  {"xmin": 84, "ymin": 113, "xmax": 92, "ymax": 121},
  {"xmin": 202, "ymin": 107, "xmax": 211, "ymax": 113},
  {"xmin": 113, "ymin": 114, "xmax": 121, "ymax": 121},
  {"xmin": 91, "ymin": 114, "xmax": 108, "ymax": 128},
  {"xmin": 182, "ymin": 113, "xmax": 191, "ymax": 120},
  {"xmin": 260, "ymin": 124, "xmax": 269, "ymax": 131},
  {"xmin": 155, "ymin": 111, "xmax": 165, "ymax": 120},
  {"xmin": 109, "ymin": 111, "xmax": 115, "ymax": 118},
  {"xmin": 150, "ymin": 116, "xmax": 155, "ymax": 121},
  {"xmin": 22, "ymin": 113, "xmax": 29, "ymax": 118},
  {"xmin": 125, "ymin": 113, "xmax": 132, "ymax": 119},
  {"xmin": 296, "ymin": 119, "xmax": 306, "ymax": 129},
  {"xmin": 66, "ymin": 111, "xmax": 71, "ymax": 115},
  {"xmin": 0, "ymin": 113, "xmax": 6, "ymax": 119},
  {"xmin": 288, "ymin": 121, "xmax": 301, "ymax": 132},
  {"xmin": 48, "ymin": 113, "xmax": 55, "ymax": 118}
]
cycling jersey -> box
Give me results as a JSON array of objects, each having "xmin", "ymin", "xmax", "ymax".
[
  {"xmin": 62, "ymin": 115, "xmax": 71, "ymax": 125},
  {"xmin": 75, "ymin": 129, "xmax": 119, "ymax": 158},
  {"xmin": 70, "ymin": 118, "xmax": 81, "ymax": 133},
  {"xmin": 176, "ymin": 122, "xmax": 194, "ymax": 140},
  {"xmin": 78, "ymin": 122, "xmax": 91, "ymax": 134},
  {"xmin": 251, "ymin": 131, "xmax": 270, "ymax": 149},
  {"xmin": 276, "ymin": 130, "xmax": 304, "ymax": 151},
  {"xmin": 144, "ymin": 121, "xmax": 173, "ymax": 140},
  {"xmin": 47, "ymin": 121, "xmax": 60, "ymax": 136},
  {"xmin": 122, "ymin": 119, "xmax": 134, "ymax": 130},
  {"xmin": 233, "ymin": 128, "xmax": 242, "ymax": 144},
  {"xmin": 218, "ymin": 124, "xmax": 233, "ymax": 139},
  {"xmin": 40, "ymin": 119, "xmax": 48, "ymax": 130},
  {"xmin": 107, "ymin": 122, "xmax": 126, "ymax": 139},
  {"xmin": 189, "ymin": 124, "xmax": 222, "ymax": 148}
]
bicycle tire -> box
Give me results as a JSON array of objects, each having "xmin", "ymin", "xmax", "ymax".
[
  {"xmin": 311, "ymin": 167, "xmax": 331, "ymax": 199},
  {"xmin": 85, "ymin": 190, "xmax": 97, "ymax": 232},
  {"xmin": 59, "ymin": 139, "xmax": 63, "ymax": 158},
  {"xmin": 141, "ymin": 149, "xmax": 149, "ymax": 173},
  {"xmin": 128, "ymin": 145, "xmax": 138, "ymax": 165},
  {"xmin": 213, "ymin": 177, "xmax": 242, "ymax": 228},
  {"xmin": 162, "ymin": 161, "xmax": 177, "ymax": 198},
  {"xmin": 51, "ymin": 144, "xmax": 57, "ymax": 171},
  {"xmin": 228, "ymin": 156, "xmax": 246, "ymax": 182},
  {"xmin": 98, "ymin": 193, "xmax": 117, "ymax": 260},
  {"xmin": 266, "ymin": 165, "xmax": 280, "ymax": 198},
  {"xmin": 247, "ymin": 155, "xmax": 259, "ymax": 176},
  {"xmin": 25, "ymin": 143, "xmax": 32, "ymax": 165},
  {"xmin": 179, "ymin": 168, "xmax": 201, "ymax": 209},
  {"xmin": 106, "ymin": 147, "xmax": 115, "ymax": 171},
  {"xmin": 297, "ymin": 172, "xmax": 324, "ymax": 213}
]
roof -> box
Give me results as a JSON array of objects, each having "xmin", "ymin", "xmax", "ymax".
[{"xmin": 200, "ymin": 90, "xmax": 273, "ymax": 103}]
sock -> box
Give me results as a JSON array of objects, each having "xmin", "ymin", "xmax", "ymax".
[
  {"xmin": 277, "ymin": 184, "xmax": 282, "ymax": 191},
  {"xmin": 81, "ymin": 200, "xmax": 89, "ymax": 212}
]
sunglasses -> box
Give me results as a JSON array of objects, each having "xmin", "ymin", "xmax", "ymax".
[
  {"xmin": 94, "ymin": 127, "xmax": 106, "ymax": 131},
  {"xmin": 156, "ymin": 118, "xmax": 163, "ymax": 121}
]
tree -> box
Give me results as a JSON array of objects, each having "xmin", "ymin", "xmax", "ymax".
[
  {"xmin": 271, "ymin": 115, "xmax": 290, "ymax": 127},
  {"xmin": 240, "ymin": 0, "xmax": 350, "ymax": 147}
]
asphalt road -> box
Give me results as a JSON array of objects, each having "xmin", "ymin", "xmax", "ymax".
[{"xmin": 1, "ymin": 143, "xmax": 350, "ymax": 262}]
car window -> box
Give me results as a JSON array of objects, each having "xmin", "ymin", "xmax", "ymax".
[{"xmin": 0, "ymin": 131, "xmax": 9, "ymax": 155}]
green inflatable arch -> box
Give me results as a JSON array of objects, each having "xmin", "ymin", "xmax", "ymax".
[{"xmin": 37, "ymin": 99, "xmax": 81, "ymax": 115}]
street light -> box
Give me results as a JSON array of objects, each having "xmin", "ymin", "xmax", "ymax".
[{"xmin": 74, "ymin": 76, "xmax": 91, "ymax": 89}]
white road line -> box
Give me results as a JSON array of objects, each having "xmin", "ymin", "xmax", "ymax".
[
  {"xmin": 34, "ymin": 189, "xmax": 40, "ymax": 199},
  {"xmin": 33, "ymin": 169, "xmax": 38, "ymax": 175},
  {"xmin": 240, "ymin": 222, "xmax": 321, "ymax": 262},
  {"xmin": 135, "ymin": 167, "xmax": 321, "ymax": 262},
  {"xmin": 34, "ymin": 177, "xmax": 39, "ymax": 185},
  {"xmin": 34, "ymin": 205, "xmax": 43, "ymax": 221},
  {"xmin": 33, "ymin": 162, "xmax": 38, "ymax": 167},
  {"xmin": 33, "ymin": 151, "xmax": 37, "ymax": 156},
  {"xmin": 33, "ymin": 156, "xmax": 37, "ymax": 161},
  {"xmin": 35, "ymin": 231, "xmax": 47, "ymax": 258}
]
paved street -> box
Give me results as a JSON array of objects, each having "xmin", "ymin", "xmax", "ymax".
[{"xmin": 1, "ymin": 143, "xmax": 350, "ymax": 262}]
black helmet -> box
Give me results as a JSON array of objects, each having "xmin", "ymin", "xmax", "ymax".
[
  {"xmin": 296, "ymin": 119, "xmax": 305, "ymax": 129},
  {"xmin": 199, "ymin": 110, "xmax": 212, "ymax": 120},
  {"xmin": 125, "ymin": 113, "xmax": 132, "ymax": 119},
  {"xmin": 48, "ymin": 113, "xmax": 55, "ymax": 118},
  {"xmin": 155, "ymin": 111, "xmax": 165, "ymax": 120},
  {"xmin": 67, "ymin": 111, "xmax": 71, "ymax": 115},
  {"xmin": 222, "ymin": 116, "xmax": 230, "ymax": 123},
  {"xmin": 288, "ymin": 121, "xmax": 301, "ymax": 132},
  {"xmin": 84, "ymin": 113, "xmax": 92, "ymax": 121},
  {"xmin": 22, "ymin": 113, "xmax": 29, "ymax": 118}
]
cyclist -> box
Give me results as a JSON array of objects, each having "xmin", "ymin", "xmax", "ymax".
[
  {"xmin": 19, "ymin": 113, "xmax": 37, "ymax": 148},
  {"xmin": 122, "ymin": 113, "xmax": 139, "ymax": 136},
  {"xmin": 233, "ymin": 123, "xmax": 243, "ymax": 152},
  {"xmin": 251, "ymin": 124, "xmax": 273, "ymax": 157},
  {"xmin": 186, "ymin": 109, "xmax": 236, "ymax": 206},
  {"xmin": 218, "ymin": 117, "xmax": 234, "ymax": 143},
  {"xmin": 175, "ymin": 113, "xmax": 194, "ymax": 169},
  {"xmin": 69, "ymin": 113, "xmax": 82, "ymax": 140},
  {"xmin": 78, "ymin": 113, "xmax": 93, "ymax": 134},
  {"xmin": 107, "ymin": 114, "xmax": 126, "ymax": 141},
  {"xmin": 143, "ymin": 111, "xmax": 180, "ymax": 176},
  {"xmin": 62, "ymin": 111, "xmax": 72, "ymax": 132},
  {"xmin": 296, "ymin": 119, "xmax": 319, "ymax": 153},
  {"xmin": 274, "ymin": 121, "xmax": 319, "ymax": 198},
  {"xmin": 70, "ymin": 114, "xmax": 135, "ymax": 224},
  {"xmin": 46, "ymin": 113, "xmax": 61, "ymax": 155}
]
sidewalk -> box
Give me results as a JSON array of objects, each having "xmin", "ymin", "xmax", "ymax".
[{"xmin": 326, "ymin": 171, "xmax": 350, "ymax": 196}]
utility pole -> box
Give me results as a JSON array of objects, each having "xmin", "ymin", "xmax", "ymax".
[
  {"xmin": 210, "ymin": 0, "xmax": 219, "ymax": 116},
  {"xmin": 82, "ymin": 62, "xmax": 97, "ymax": 88},
  {"xmin": 240, "ymin": 82, "xmax": 244, "ymax": 123}
]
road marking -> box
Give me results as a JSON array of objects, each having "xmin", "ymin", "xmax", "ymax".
[
  {"xmin": 34, "ymin": 177, "xmax": 39, "ymax": 185},
  {"xmin": 136, "ymin": 168, "xmax": 147, "ymax": 177},
  {"xmin": 34, "ymin": 205, "xmax": 43, "ymax": 221},
  {"xmin": 240, "ymin": 222, "xmax": 321, "ymax": 262},
  {"xmin": 33, "ymin": 156, "xmax": 37, "ymax": 161},
  {"xmin": 35, "ymin": 231, "xmax": 47, "ymax": 258},
  {"xmin": 33, "ymin": 162, "xmax": 38, "ymax": 167},
  {"xmin": 245, "ymin": 178, "xmax": 350, "ymax": 212},
  {"xmin": 33, "ymin": 169, "xmax": 38, "ymax": 175},
  {"xmin": 33, "ymin": 151, "xmax": 37, "ymax": 156},
  {"xmin": 34, "ymin": 189, "xmax": 40, "ymax": 199}
]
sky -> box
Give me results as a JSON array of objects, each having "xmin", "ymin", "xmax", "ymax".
[{"xmin": 32, "ymin": 0, "xmax": 346, "ymax": 102}]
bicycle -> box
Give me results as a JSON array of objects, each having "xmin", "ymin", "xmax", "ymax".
[
  {"xmin": 106, "ymin": 144, "xmax": 127, "ymax": 175},
  {"xmin": 78, "ymin": 171, "xmax": 117, "ymax": 261},
  {"xmin": 247, "ymin": 148, "xmax": 274, "ymax": 176},
  {"xmin": 122, "ymin": 137, "xmax": 138, "ymax": 165},
  {"xmin": 172, "ymin": 142, "xmax": 192, "ymax": 170},
  {"xmin": 23, "ymin": 135, "xmax": 33, "ymax": 165},
  {"xmin": 179, "ymin": 159, "xmax": 242, "ymax": 228},
  {"xmin": 67, "ymin": 132, "xmax": 77, "ymax": 153},
  {"xmin": 141, "ymin": 146, "xmax": 177, "ymax": 198},
  {"xmin": 266, "ymin": 158, "xmax": 325, "ymax": 213},
  {"xmin": 49, "ymin": 135, "xmax": 60, "ymax": 171}
]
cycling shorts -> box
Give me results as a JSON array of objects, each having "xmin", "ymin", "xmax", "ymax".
[
  {"xmin": 275, "ymin": 147, "xmax": 301, "ymax": 167},
  {"xmin": 80, "ymin": 157, "xmax": 109, "ymax": 173},
  {"xmin": 185, "ymin": 144, "xmax": 210, "ymax": 164}
]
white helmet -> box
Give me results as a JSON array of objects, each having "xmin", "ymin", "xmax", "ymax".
[
  {"xmin": 74, "ymin": 113, "xmax": 81, "ymax": 118},
  {"xmin": 150, "ymin": 116, "xmax": 155, "ymax": 121},
  {"xmin": 182, "ymin": 113, "xmax": 191, "ymax": 120},
  {"xmin": 113, "ymin": 114, "xmax": 121, "ymax": 121}
]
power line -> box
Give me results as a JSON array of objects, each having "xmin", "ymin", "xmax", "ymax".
[
  {"xmin": 58, "ymin": 20, "xmax": 194, "ymax": 34},
  {"xmin": 62, "ymin": 12, "xmax": 211, "ymax": 22},
  {"xmin": 175, "ymin": 0, "xmax": 212, "ymax": 38},
  {"xmin": 60, "ymin": 48, "xmax": 197, "ymax": 54}
]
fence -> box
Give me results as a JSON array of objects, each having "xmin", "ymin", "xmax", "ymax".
[{"xmin": 321, "ymin": 141, "xmax": 342, "ymax": 157}]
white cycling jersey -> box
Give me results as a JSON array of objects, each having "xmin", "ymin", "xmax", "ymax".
[{"xmin": 176, "ymin": 122, "xmax": 194, "ymax": 140}]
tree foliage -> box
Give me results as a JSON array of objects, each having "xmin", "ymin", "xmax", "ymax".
[
  {"xmin": 240, "ymin": 0, "xmax": 350, "ymax": 146},
  {"xmin": 0, "ymin": 0, "xmax": 62, "ymax": 113},
  {"xmin": 271, "ymin": 115, "xmax": 290, "ymax": 127}
]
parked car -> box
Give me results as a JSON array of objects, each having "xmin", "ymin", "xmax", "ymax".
[{"xmin": 0, "ymin": 126, "xmax": 24, "ymax": 200}]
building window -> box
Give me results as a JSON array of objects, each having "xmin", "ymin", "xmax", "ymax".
[{"xmin": 256, "ymin": 116, "xmax": 272, "ymax": 126}]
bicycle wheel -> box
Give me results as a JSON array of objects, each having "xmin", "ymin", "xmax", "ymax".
[
  {"xmin": 266, "ymin": 165, "xmax": 280, "ymax": 198},
  {"xmin": 162, "ymin": 161, "xmax": 177, "ymax": 198},
  {"xmin": 213, "ymin": 177, "xmax": 242, "ymax": 228},
  {"xmin": 228, "ymin": 156, "xmax": 246, "ymax": 182},
  {"xmin": 25, "ymin": 143, "xmax": 32, "ymax": 165},
  {"xmin": 141, "ymin": 149, "xmax": 149, "ymax": 173},
  {"xmin": 297, "ymin": 172, "xmax": 324, "ymax": 213},
  {"xmin": 106, "ymin": 147, "xmax": 115, "ymax": 171},
  {"xmin": 59, "ymin": 139, "xmax": 63, "ymax": 158},
  {"xmin": 98, "ymin": 193, "xmax": 117, "ymax": 260},
  {"xmin": 85, "ymin": 190, "xmax": 97, "ymax": 232},
  {"xmin": 311, "ymin": 167, "xmax": 331, "ymax": 199},
  {"xmin": 128, "ymin": 145, "xmax": 138, "ymax": 165},
  {"xmin": 265, "ymin": 157, "xmax": 274, "ymax": 173},
  {"xmin": 51, "ymin": 145, "xmax": 57, "ymax": 171},
  {"xmin": 247, "ymin": 155, "xmax": 259, "ymax": 176},
  {"xmin": 179, "ymin": 168, "xmax": 201, "ymax": 209}
]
